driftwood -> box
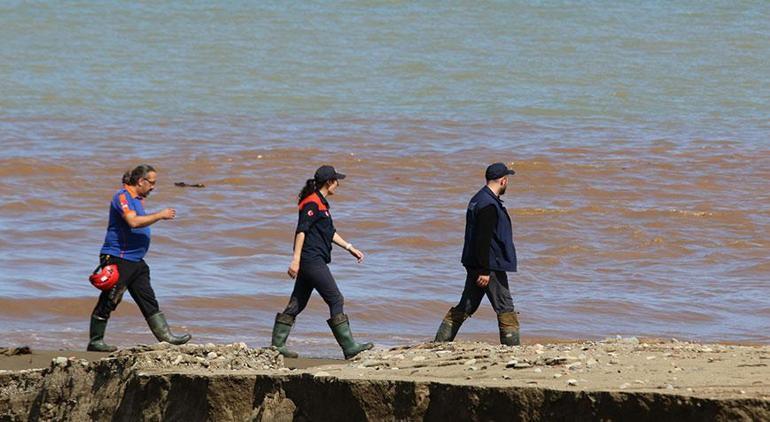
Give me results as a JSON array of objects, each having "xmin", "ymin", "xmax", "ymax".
[{"xmin": 174, "ymin": 182, "xmax": 206, "ymax": 188}]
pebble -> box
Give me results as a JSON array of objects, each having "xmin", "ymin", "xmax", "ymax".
[
  {"xmin": 553, "ymin": 373, "xmax": 563, "ymax": 379},
  {"xmin": 505, "ymin": 360, "xmax": 518, "ymax": 368},
  {"xmin": 567, "ymin": 379, "xmax": 578, "ymax": 386},
  {"xmin": 464, "ymin": 359, "xmax": 477, "ymax": 366},
  {"xmin": 412, "ymin": 356, "xmax": 426, "ymax": 362},
  {"xmin": 566, "ymin": 362, "xmax": 583, "ymax": 370},
  {"xmin": 313, "ymin": 371, "xmax": 331, "ymax": 377},
  {"xmin": 545, "ymin": 357, "xmax": 568, "ymax": 366},
  {"xmin": 646, "ymin": 356, "xmax": 656, "ymax": 360},
  {"xmin": 52, "ymin": 357, "xmax": 68, "ymax": 367},
  {"xmin": 172, "ymin": 355, "xmax": 183, "ymax": 365},
  {"xmin": 533, "ymin": 367, "xmax": 542, "ymax": 373},
  {"xmin": 620, "ymin": 383, "xmax": 631, "ymax": 389},
  {"xmin": 207, "ymin": 352, "xmax": 218, "ymax": 360},
  {"xmin": 502, "ymin": 375, "xmax": 511, "ymax": 380}
]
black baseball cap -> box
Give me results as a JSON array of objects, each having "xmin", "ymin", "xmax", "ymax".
[
  {"xmin": 314, "ymin": 165, "xmax": 346, "ymax": 184},
  {"xmin": 485, "ymin": 162, "xmax": 515, "ymax": 180}
]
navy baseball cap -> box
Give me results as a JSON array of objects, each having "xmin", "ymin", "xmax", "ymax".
[
  {"xmin": 314, "ymin": 165, "xmax": 346, "ymax": 184},
  {"xmin": 485, "ymin": 162, "xmax": 515, "ymax": 180}
]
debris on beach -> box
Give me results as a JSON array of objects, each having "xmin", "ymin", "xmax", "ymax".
[
  {"xmin": 108, "ymin": 342, "xmax": 283, "ymax": 371},
  {"xmin": 0, "ymin": 346, "xmax": 31, "ymax": 356}
]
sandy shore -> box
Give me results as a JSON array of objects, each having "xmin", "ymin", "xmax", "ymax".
[
  {"xmin": 1, "ymin": 339, "xmax": 768, "ymax": 420},
  {"xmin": 0, "ymin": 348, "xmax": 338, "ymax": 372},
  {"xmin": 319, "ymin": 338, "xmax": 770, "ymax": 400}
]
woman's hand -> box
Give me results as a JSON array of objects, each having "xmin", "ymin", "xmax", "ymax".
[
  {"xmin": 287, "ymin": 259, "xmax": 300, "ymax": 279},
  {"xmin": 348, "ymin": 246, "xmax": 364, "ymax": 263}
]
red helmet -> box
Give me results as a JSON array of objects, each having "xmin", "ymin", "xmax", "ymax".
[{"xmin": 89, "ymin": 265, "xmax": 119, "ymax": 291}]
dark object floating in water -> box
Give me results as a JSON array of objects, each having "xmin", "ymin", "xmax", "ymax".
[{"xmin": 175, "ymin": 182, "xmax": 206, "ymax": 188}]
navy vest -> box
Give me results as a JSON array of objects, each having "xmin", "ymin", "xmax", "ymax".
[{"xmin": 461, "ymin": 186, "xmax": 517, "ymax": 272}]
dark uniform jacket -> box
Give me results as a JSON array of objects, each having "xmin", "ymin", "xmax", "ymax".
[
  {"xmin": 461, "ymin": 186, "xmax": 517, "ymax": 273},
  {"xmin": 296, "ymin": 191, "xmax": 336, "ymax": 264}
]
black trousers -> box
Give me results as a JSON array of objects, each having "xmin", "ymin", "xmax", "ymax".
[
  {"xmin": 282, "ymin": 261, "xmax": 344, "ymax": 318},
  {"xmin": 92, "ymin": 255, "xmax": 160, "ymax": 320},
  {"xmin": 455, "ymin": 268, "xmax": 515, "ymax": 315}
]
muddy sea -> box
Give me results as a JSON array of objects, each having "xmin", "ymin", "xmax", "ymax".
[{"xmin": 1, "ymin": 1, "xmax": 768, "ymax": 356}]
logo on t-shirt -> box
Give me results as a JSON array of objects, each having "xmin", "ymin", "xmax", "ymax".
[{"xmin": 307, "ymin": 210, "xmax": 314, "ymax": 217}]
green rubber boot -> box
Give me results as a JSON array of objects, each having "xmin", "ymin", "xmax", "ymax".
[
  {"xmin": 497, "ymin": 311, "xmax": 521, "ymax": 346},
  {"xmin": 327, "ymin": 313, "xmax": 373, "ymax": 360},
  {"xmin": 87, "ymin": 315, "xmax": 117, "ymax": 352},
  {"xmin": 271, "ymin": 313, "xmax": 299, "ymax": 358},
  {"xmin": 434, "ymin": 307, "xmax": 469, "ymax": 342},
  {"xmin": 146, "ymin": 312, "xmax": 191, "ymax": 345}
]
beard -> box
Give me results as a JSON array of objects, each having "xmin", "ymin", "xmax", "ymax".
[{"xmin": 499, "ymin": 184, "xmax": 507, "ymax": 196}]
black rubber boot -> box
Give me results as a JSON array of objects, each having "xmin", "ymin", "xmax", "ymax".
[
  {"xmin": 327, "ymin": 313, "xmax": 373, "ymax": 360},
  {"xmin": 87, "ymin": 315, "xmax": 117, "ymax": 352},
  {"xmin": 146, "ymin": 312, "xmax": 191, "ymax": 345},
  {"xmin": 271, "ymin": 313, "xmax": 299, "ymax": 358},
  {"xmin": 497, "ymin": 311, "xmax": 520, "ymax": 346},
  {"xmin": 434, "ymin": 307, "xmax": 468, "ymax": 342}
]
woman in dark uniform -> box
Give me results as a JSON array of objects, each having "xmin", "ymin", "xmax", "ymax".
[{"xmin": 270, "ymin": 165, "xmax": 373, "ymax": 360}]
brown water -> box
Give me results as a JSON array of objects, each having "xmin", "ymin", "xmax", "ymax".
[{"xmin": 1, "ymin": 115, "xmax": 768, "ymax": 356}]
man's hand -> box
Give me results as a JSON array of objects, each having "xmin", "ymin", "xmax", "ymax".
[
  {"xmin": 287, "ymin": 259, "xmax": 300, "ymax": 279},
  {"xmin": 476, "ymin": 274, "xmax": 490, "ymax": 288},
  {"xmin": 159, "ymin": 208, "xmax": 176, "ymax": 220}
]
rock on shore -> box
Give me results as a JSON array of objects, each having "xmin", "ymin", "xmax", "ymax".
[{"xmin": 0, "ymin": 339, "xmax": 768, "ymax": 421}]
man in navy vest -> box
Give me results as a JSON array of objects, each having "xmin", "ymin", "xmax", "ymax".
[{"xmin": 434, "ymin": 162, "xmax": 520, "ymax": 345}]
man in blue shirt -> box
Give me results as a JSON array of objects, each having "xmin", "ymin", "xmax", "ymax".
[
  {"xmin": 87, "ymin": 164, "xmax": 191, "ymax": 352},
  {"xmin": 434, "ymin": 163, "xmax": 521, "ymax": 346}
]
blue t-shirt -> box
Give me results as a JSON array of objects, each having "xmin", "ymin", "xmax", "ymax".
[{"xmin": 99, "ymin": 187, "xmax": 151, "ymax": 262}]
